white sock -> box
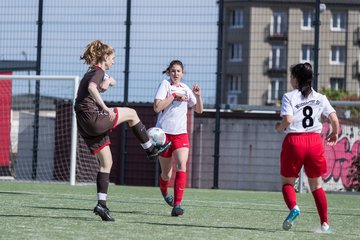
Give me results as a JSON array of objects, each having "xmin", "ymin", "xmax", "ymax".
[
  {"xmin": 97, "ymin": 192, "xmax": 107, "ymax": 201},
  {"xmin": 141, "ymin": 140, "xmax": 153, "ymax": 150}
]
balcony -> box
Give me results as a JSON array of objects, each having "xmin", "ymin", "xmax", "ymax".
[
  {"xmin": 265, "ymin": 24, "xmax": 288, "ymax": 42},
  {"xmin": 264, "ymin": 58, "xmax": 287, "ymax": 75}
]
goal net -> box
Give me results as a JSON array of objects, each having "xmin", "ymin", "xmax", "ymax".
[{"xmin": 0, "ymin": 74, "xmax": 98, "ymax": 185}]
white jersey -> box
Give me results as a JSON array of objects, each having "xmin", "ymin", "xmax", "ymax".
[
  {"xmin": 155, "ymin": 79, "xmax": 197, "ymax": 134},
  {"xmin": 280, "ymin": 88, "xmax": 335, "ymax": 134}
]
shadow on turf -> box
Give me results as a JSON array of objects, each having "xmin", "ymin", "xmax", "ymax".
[
  {"xmin": 27, "ymin": 203, "xmax": 360, "ymax": 219},
  {"xmin": 190, "ymin": 204, "xmax": 360, "ymax": 218},
  {"xmin": 0, "ymin": 214, "xmax": 96, "ymax": 221},
  {"xmin": 9, "ymin": 205, "xmax": 155, "ymax": 221},
  {"xmin": 131, "ymin": 221, "xmax": 298, "ymax": 233},
  {"xmin": 15, "ymin": 193, "xmax": 360, "ymax": 219},
  {"xmin": 133, "ymin": 221, "xmax": 360, "ymax": 236},
  {"xmin": 27, "ymin": 205, "xmax": 169, "ymax": 217},
  {"xmin": 0, "ymin": 191, "xmax": 34, "ymax": 195},
  {"xmin": 131, "ymin": 222, "xmax": 360, "ymax": 237},
  {"xmin": 28, "ymin": 206, "xmax": 91, "ymax": 212}
]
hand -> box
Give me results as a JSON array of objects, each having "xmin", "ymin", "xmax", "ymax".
[
  {"xmin": 192, "ymin": 84, "xmax": 201, "ymax": 96},
  {"xmin": 99, "ymin": 76, "xmax": 115, "ymax": 92},
  {"xmin": 326, "ymin": 132, "xmax": 338, "ymax": 146},
  {"xmin": 108, "ymin": 76, "xmax": 116, "ymax": 86},
  {"xmin": 105, "ymin": 107, "xmax": 116, "ymax": 122}
]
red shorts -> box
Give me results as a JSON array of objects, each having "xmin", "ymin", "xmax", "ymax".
[
  {"xmin": 160, "ymin": 133, "xmax": 189, "ymax": 158},
  {"xmin": 280, "ymin": 133, "xmax": 326, "ymax": 178}
]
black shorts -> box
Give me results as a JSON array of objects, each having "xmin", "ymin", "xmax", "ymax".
[{"xmin": 76, "ymin": 108, "xmax": 118, "ymax": 154}]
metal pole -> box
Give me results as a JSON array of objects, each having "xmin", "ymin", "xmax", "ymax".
[
  {"xmin": 344, "ymin": 9, "xmax": 348, "ymax": 91},
  {"xmin": 21, "ymin": 51, "xmax": 31, "ymax": 94},
  {"xmin": 313, "ymin": 0, "xmax": 321, "ymax": 91},
  {"xmin": 213, "ymin": 0, "xmax": 224, "ymax": 189},
  {"xmin": 70, "ymin": 76, "xmax": 80, "ymax": 186},
  {"xmin": 298, "ymin": 167, "xmax": 304, "ymax": 193},
  {"xmin": 32, "ymin": 0, "xmax": 43, "ymax": 180},
  {"xmin": 198, "ymin": 123, "xmax": 203, "ymax": 188},
  {"xmin": 120, "ymin": 0, "xmax": 131, "ymax": 184}
]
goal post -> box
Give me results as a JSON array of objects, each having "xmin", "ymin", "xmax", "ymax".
[{"xmin": 0, "ymin": 75, "xmax": 80, "ymax": 185}]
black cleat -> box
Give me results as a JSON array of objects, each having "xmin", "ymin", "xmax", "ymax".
[
  {"xmin": 163, "ymin": 193, "xmax": 174, "ymax": 207},
  {"xmin": 147, "ymin": 141, "xmax": 172, "ymax": 161},
  {"xmin": 93, "ymin": 204, "xmax": 115, "ymax": 221},
  {"xmin": 171, "ymin": 204, "xmax": 184, "ymax": 217}
]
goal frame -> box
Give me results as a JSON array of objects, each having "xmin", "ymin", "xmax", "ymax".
[{"xmin": 0, "ymin": 75, "xmax": 80, "ymax": 185}]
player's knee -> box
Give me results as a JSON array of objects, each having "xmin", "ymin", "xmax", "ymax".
[
  {"xmin": 161, "ymin": 173, "xmax": 171, "ymax": 181},
  {"xmin": 176, "ymin": 166, "xmax": 187, "ymax": 172},
  {"xmin": 131, "ymin": 108, "xmax": 139, "ymax": 119},
  {"xmin": 308, "ymin": 177, "xmax": 322, "ymax": 191},
  {"xmin": 124, "ymin": 107, "xmax": 138, "ymax": 119},
  {"xmin": 102, "ymin": 161, "xmax": 113, "ymax": 172}
]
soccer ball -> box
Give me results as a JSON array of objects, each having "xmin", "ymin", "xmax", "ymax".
[{"xmin": 146, "ymin": 127, "xmax": 166, "ymax": 146}]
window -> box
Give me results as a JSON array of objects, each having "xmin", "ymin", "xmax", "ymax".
[
  {"xmin": 330, "ymin": 46, "xmax": 345, "ymax": 64},
  {"xmin": 331, "ymin": 12, "xmax": 346, "ymax": 31},
  {"xmin": 230, "ymin": 9, "xmax": 243, "ymax": 28},
  {"xmin": 271, "ymin": 11, "xmax": 287, "ymax": 36},
  {"xmin": 227, "ymin": 74, "xmax": 242, "ymax": 105},
  {"xmin": 330, "ymin": 78, "xmax": 344, "ymax": 91},
  {"xmin": 228, "ymin": 43, "xmax": 242, "ymax": 61},
  {"xmin": 269, "ymin": 45, "xmax": 286, "ymax": 70},
  {"xmin": 301, "ymin": 45, "xmax": 314, "ymax": 63},
  {"xmin": 302, "ymin": 10, "xmax": 314, "ymax": 30},
  {"xmin": 227, "ymin": 75, "xmax": 241, "ymax": 93},
  {"xmin": 268, "ymin": 78, "xmax": 285, "ymax": 102}
]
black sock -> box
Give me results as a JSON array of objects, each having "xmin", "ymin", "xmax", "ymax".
[
  {"xmin": 131, "ymin": 121, "xmax": 157, "ymax": 154},
  {"xmin": 146, "ymin": 145, "xmax": 156, "ymax": 155},
  {"xmin": 97, "ymin": 172, "xmax": 110, "ymax": 207},
  {"xmin": 131, "ymin": 121, "xmax": 149, "ymax": 143}
]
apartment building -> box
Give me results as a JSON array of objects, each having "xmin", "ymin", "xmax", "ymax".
[{"xmin": 223, "ymin": 0, "xmax": 360, "ymax": 106}]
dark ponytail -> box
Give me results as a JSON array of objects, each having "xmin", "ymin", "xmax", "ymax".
[
  {"xmin": 162, "ymin": 60, "xmax": 184, "ymax": 75},
  {"xmin": 290, "ymin": 62, "xmax": 313, "ymax": 98}
]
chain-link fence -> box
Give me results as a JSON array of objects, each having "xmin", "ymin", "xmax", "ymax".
[{"xmin": 1, "ymin": 0, "xmax": 359, "ymax": 192}]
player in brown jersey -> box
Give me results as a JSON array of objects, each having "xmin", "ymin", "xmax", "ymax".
[{"xmin": 75, "ymin": 40, "xmax": 171, "ymax": 221}]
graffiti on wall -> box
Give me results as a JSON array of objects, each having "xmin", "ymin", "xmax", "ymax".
[{"xmin": 322, "ymin": 122, "xmax": 360, "ymax": 191}]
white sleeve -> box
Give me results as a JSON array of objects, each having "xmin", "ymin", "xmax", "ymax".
[
  {"xmin": 155, "ymin": 80, "xmax": 169, "ymax": 100},
  {"xmin": 280, "ymin": 94, "xmax": 293, "ymax": 117},
  {"xmin": 322, "ymin": 95, "xmax": 336, "ymax": 117}
]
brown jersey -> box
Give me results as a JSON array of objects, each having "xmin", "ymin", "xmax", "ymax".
[
  {"xmin": 75, "ymin": 66, "xmax": 105, "ymax": 113},
  {"xmin": 74, "ymin": 66, "xmax": 117, "ymax": 154}
]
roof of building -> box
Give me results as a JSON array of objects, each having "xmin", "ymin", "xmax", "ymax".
[
  {"xmin": 0, "ymin": 60, "xmax": 37, "ymax": 72},
  {"xmin": 11, "ymin": 93, "xmax": 71, "ymax": 111}
]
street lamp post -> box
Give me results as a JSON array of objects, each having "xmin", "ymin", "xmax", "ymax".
[{"xmin": 21, "ymin": 51, "xmax": 31, "ymax": 94}]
